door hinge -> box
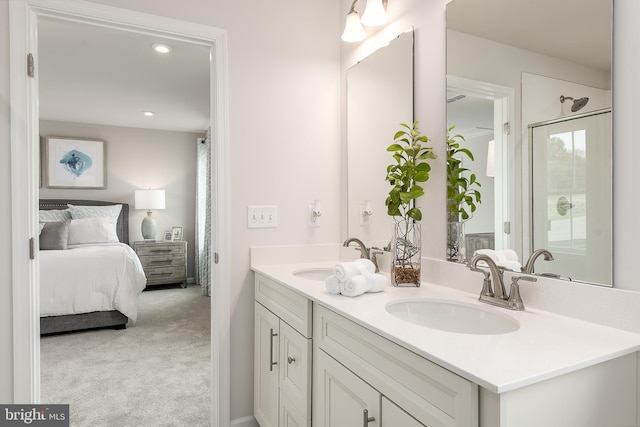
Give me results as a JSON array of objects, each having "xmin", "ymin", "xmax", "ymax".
[
  {"xmin": 503, "ymin": 122, "xmax": 510, "ymax": 135},
  {"xmin": 503, "ymin": 221, "xmax": 511, "ymax": 234},
  {"xmin": 29, "ymin": 237, "xmax": 36, "ymax": 259},
  {"xmin": 214, "ymin": 252, "xmax": 219, "ymax": 264},
  {"xmin": 27, "ymin": 53, "xmax": 35, "ymax": 78}
]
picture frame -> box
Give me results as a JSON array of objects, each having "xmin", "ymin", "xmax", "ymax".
[
  {"xmin": 171, "ymin": 226, "xmax": 183, "ymax": 241},
  {"xmin": 43, "ymin": 136, "xmax": 106, "ymax": 189},
  {"xmin": 164, "ymin": 231, "xmax": 172, "ymax": 241}
]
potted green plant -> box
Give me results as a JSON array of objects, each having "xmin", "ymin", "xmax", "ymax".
[
  {"xmin": 446, "ymin": 125, "xmax": 481, "ymax": 261},
  {"xmin": 385, "ymin": 121, "xmax": 437, "ymax": 285}
]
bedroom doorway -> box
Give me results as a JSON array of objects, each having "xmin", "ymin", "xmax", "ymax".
[{"xmin": 9, "ymin": 1, "xmax": 230, "ymax": 426}]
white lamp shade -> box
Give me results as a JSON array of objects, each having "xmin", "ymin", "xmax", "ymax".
[
  {"xmin": 135, "ymin": 189, "xmax": 166, "ymax": 210},
  {"xmin": 361, "ymin": 0, "xmax": 388, "ymax": 27},
  {"xmin": 341, "ymin": 11, "xmax": 367, "ymax": 42},
  {"xmin": 486, "ymin": 140, "xmax": 495, "ymax": 178}
]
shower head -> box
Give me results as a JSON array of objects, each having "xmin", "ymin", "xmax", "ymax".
[{"xmin": 560, "ymin": 95, "xmax": 589, "ymax": 112}]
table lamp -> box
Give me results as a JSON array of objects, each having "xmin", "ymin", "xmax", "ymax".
[{"xmin": 135, "ymin": 189, "xmax": 165, "ymax": 240}]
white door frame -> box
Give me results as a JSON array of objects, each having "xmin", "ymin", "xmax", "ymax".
[
  {"xmin": 447, "ymin": 75, "xmax": 515, "ymax": 253},
  {"xmin": 9, "ymin": 1, "xmax": 230, "ymax": 426}
]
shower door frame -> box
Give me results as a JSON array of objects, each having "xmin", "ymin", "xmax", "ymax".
[{"xmin": 527, "ymin": 108, "xmax": 612, "ymax": 285}]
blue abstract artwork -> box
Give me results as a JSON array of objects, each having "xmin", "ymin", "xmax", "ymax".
[{"xmin": 59, "ymin": 149, "xmax": 93, "ymax": 177}]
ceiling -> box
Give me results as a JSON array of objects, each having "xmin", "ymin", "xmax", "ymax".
[
  {"xmin": 446, "ymin": 0, "xmax": 612, "ymax": 72},
  {"xmin": 38, "ymin": 17, "xmax": 211, "ymax": 133}
]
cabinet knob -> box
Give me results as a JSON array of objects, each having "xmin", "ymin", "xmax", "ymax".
[{"xmin": 287, "ymin": 356, "xmax": 296, "ymax": 364}]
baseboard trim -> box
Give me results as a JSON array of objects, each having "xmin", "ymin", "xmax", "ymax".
[{"xmin": 230, "ymin": 415, "xmax": 258, "ymax": 427}]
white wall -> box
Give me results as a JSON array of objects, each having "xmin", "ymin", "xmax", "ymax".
[{"xmin": 39, "ymin": 120, "xmax": 200, "ymax": 277}]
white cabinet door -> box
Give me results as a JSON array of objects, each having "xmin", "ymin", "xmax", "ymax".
[
  {"xmin": 314, "ymin": 349, "xmax": 379, "ymax": 427},
  {"xmin": 381, "ymin": 397, "xmax": 426, "ymax": 427},
  {"xmin": 279, "ymin": 321, "xmax": 311, "ymax": 421},
  {"xmin": 255, "ymin": 302, "xmax": 280, "ymax": 427}
]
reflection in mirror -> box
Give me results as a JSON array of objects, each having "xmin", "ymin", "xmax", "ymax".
[
  {"xmin": 347, "ymin": 30, "xmax": 414, "ymax": 244},
  {"xmin": 446, "ymin": 0, "xmax": 612, "ymax": 286}
]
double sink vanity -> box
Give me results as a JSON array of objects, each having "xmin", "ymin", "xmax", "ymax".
[{"xmin": 252, "ymin": 247, "xmax": 640, "ymax": 427}]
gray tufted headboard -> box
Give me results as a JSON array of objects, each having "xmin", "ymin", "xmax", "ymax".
[{"xmin": 39, "ymin": 199, "xmax": 129, "ymax": 245}]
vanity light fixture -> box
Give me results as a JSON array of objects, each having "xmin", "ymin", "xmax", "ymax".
[
  {"xmin": 341, "ymin": 0, "xmax": 389, "ymax": 43},
  {"xmin": 151, "ymin": 43, "xmax": 172, "ymax": 54}
]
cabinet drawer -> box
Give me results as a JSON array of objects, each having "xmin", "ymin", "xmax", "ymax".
[
  {"xmin": 145, "ymin": 266, "xmax": 186, "ymax": 284},
  {"xmin": 136, "ymin": 243, "xmax": 186, "ymax": 256},
  {"xmin": 314, "ymin": 304, "xmax": 478, "ymax": 427},
  {"xmin": 255, "ymin": 273, "xmax": 312, "ymax": 338},
  {"xmin": 139, "ymin": 254, "xmax": 186, "ymax": 269}
]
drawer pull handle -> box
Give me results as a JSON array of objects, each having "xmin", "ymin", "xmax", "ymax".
[
  {"xmin": 149, "ymin": 272, "xmax": 173, "ymax": 277},
  {"xmin": 363, "ymin": 409, "xmax": 375, "ymax": 426},
  {"xmin": 149, "ymin": 260, "xmax": 172, "ymax": 264},
  {"xmin": 150, "ymin": 249, "xmax": 172, "ymax": 253},
  {"xmin": 269, "ymin": 328, "xmax": 278, "ymax": 372},
  {"xmin": 287, "ymin": 356, "xmax": 296, "ymax": 364}
]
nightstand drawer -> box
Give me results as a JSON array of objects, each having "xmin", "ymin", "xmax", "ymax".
[
  {"xmin": 139, "ymin": 254, "xmax": 186, "ymax": 268},
  {"xmin": 135, "ymin": 244, "xmax": 186, "ymax": 257},
  {"xmin": 145, "ymin": 266, "xmax": 186, "ymax": 284}
]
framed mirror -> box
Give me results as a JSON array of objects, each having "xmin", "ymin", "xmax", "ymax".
[
  {"xmin": 346, "ymin": 30, "xmax": 414, "ymax": 245},
  {"xmin": 446, "ymin": 0, "xmax": 613, "ymax": 286}
]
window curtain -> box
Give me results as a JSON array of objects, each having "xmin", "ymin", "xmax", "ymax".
[{"xmin": 195, "ymin": 131, "xmax": 212, "ymax": 296}]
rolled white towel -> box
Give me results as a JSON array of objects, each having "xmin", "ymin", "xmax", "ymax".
[
  {"xmin": 340, "ymin": 275, "xmax": 370, "ymax": 297},
  {"xmin": 324, "ymin": 275, "xmax": 342, "ymax": 295},
  {"xmin": 333, "ymin": 259, "xmax": 375, "ymax": 281},
  {"xmin": 499, "ymin": 249, "xmax": 520, "ymax": 262},
  {"xmin": 496, "ymin": 260, "xmax": 522, "ymax": 272},
  {"xmin": 341, "ymin": 273, "xmax": 388, "ymax": 297}
]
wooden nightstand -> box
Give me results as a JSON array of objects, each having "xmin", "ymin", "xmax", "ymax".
[{"xmin": 134, "ymin": 240, "xmax": 187, "ymax": 288}]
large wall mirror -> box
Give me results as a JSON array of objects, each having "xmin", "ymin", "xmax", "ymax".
[
  {"xmin": 347, "ymin": 30, "xmax": 414, "ymax": 245},
  {"xmin": 446, "ymin": 0, "xmax": 613, "ymax": 286}
]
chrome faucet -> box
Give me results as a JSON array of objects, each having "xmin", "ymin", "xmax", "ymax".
[
  {"xmin": 343, "ymin": 237, "xmax": 380, "ymax": 273},
  {"xmin": 468, "ymin": 254, "xmax": 537, "ymax": 310},
  {"xmin": 523, "ymin": 249, "xmax": 554, "ymax": 274}
]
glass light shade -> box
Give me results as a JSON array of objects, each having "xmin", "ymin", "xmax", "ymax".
[
  {"xmin": 361, "ymin": 0, "xmax": 388, "ymax": 27},
  {"xmin": 486, "ymin": 140, "xmax": 495, "ymax": 178},
  {"xmin": 135, "ymin": 189, "xmax": 166, "ymax": 210},
  {"xmin": 341, "ymin": 11, "xmax": 367, "ymax": 42}
]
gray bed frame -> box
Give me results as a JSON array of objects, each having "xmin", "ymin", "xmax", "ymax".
[{"xmin": 39, "ymin": 199, "xmax": 131, "ymax": 335}]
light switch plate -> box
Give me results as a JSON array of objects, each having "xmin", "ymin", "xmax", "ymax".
[{"xmin": 247, "ymin": 205, "xmax": 278, "ymax": 228}]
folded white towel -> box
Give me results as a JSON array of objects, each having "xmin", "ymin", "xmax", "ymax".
[
  {"xmin": 333, "ymin": 259, "xmax": 376, "ymax": 281},
  {"xmin": 473, "ymin": 249, "xmax": 521, "ymax": 271},
  {"xmin": 324, "ymin": 275, "xmax": 342, "ymax": 295},
  {"xmin": 341, "ymin": 273, "xmax": 388, "ymax": 297}
]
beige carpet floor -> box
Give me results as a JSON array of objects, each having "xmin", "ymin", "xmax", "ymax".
[{"xmin": 40, "ymin": 284, "xmax": 211, "ymax": 426}]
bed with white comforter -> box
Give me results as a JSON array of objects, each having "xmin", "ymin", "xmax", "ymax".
[
  {"xmin": 40, "ymin": 243, "xmax": 147, "ymax": 322},
  {"xmin": 39, "ymin": 199, "xmax": 147, "ymax": 334}
]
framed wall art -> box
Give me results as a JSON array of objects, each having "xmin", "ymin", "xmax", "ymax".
[{"xmin": 43, "ymin": 136, "xmax": 106, "ymax": 189}]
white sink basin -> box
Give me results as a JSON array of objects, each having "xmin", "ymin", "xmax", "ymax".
[
  {"xmin": 292, "ymin": 268, "xmax": 333, "ymax": 281},
  {"xmin": 385, "ymin": 298, "xmax": 520, "ymax": 335}
]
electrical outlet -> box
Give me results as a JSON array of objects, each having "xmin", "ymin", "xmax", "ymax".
[{"xmin": 247, "ymin": 205, "xmax": 278, "ymax": 228}]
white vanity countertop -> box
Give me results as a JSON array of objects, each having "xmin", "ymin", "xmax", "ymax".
[{"xmin": 252, "ymin": 261, "xmax": 640, "ymax": 394}]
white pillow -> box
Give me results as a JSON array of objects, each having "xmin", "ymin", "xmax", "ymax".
[
  {"xmin": 68, "ymin": 204, "xmax": 122, "ymax": 220},
  {"xmin": 67, "ymin": 217, "xmax": 120, "ymax": 245},
  {"xmin": 39, "ymin": 209, "xmax": 72, "ymax": 222}
]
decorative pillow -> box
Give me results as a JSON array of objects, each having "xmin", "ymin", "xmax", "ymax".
[
  {"xmin": 39, "ymin": 209, "xmax": 72, "ymax": 222},
  {"xmin": 68, "ymin": 217, "xmax": 120, "ymax": 245},
  {"xmin": 39, "ymin": 220, "xmax": 71, "ymax": 250},
  {"xmin": 68, "ymin": 204, "xmax": 122, "ymax": 221}
]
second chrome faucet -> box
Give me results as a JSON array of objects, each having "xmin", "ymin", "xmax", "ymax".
[{"xmin": 468, "ymin": 254, "xmax": 537, "ymax": 311}]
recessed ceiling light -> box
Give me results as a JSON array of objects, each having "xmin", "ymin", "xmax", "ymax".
[
  {"xmin": 151, "ymin": 43, "xmax": 172, "ymax": 54},
  {"xmin": 143, "ymin": 111, "xmax": 155, "ymax": 117}
]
